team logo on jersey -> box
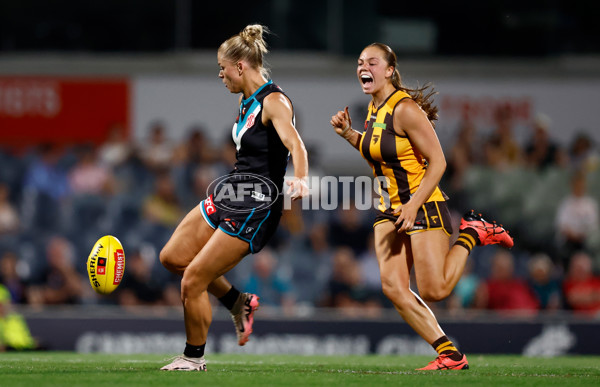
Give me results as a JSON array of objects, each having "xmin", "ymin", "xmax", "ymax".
[
  {"xmin": 233, "ymin": 104, "xmax": 262, "ymax": 151},
  {"xmin": 372, "ymin": 134, "xmax": 380, "ymax": 144},
  {"xmin": 246, "ymin": 113, "xmax": 256, "ymax": 128}
]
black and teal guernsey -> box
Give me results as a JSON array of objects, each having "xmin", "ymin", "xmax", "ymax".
[
  {"xmin": 200, "ymin": 81, "xmax": 293, "ymax": 253},
  {"xmin": 230, "ymin": 80, "xmax": 292, "ymax": 204}
]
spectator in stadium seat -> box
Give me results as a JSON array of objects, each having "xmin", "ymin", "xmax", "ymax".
[
  {"xmin": 524, "ymin": 113, "xmax": 566, "ymax": 171},
  {"xmin": 321, "ymin": 246, "xmax": 383, "ymax": 317},
  {"xmin": 562, "ymin": 251, "xmax": 600, "ymax": 314},
  {"xmin": 68, "ymin": 144, "xmax": 116, "ymax": 196},
  {"xmin": 474, "ymin": 250, "xmax": 539, "ymax": 313},
  {"xmin": 185, "ymin": 133, "xmax": 238, "ymax": 202},
  {"xmin": 141, "ymin": 170, "xmax": 183, "ymax": 230},
  {"xmin": 0, "ymin": 183, "xmax": 20, "ymax": 235},
  {"xmin": 66, "ymin": 145, "xmax": 117, "ymax": 234},
  {"xmin": 98, "ymin": 123, "xmax": 132, "ymax": 170},
  {"xmin": 23, "ymin": 144, "xmax": 70, "ymax": 201},
  {"xmin": 139, "ymin": 121, "xmax": 175, "ymax": 173},
  {"xmin": 189, "ymin": 165, "xmax": 220, "ymax": 207},
  {"xmin": 172, "ymin": 125, "xmax": 216, "ymax": 168},
  {"xmin": 329, "ymin": 205, "xmax": 371, "ymax": 256},
  {"xmin": 270, "ymin": 200, "xmax": 305, "ymax": 250},
  {"xmin": 555, "ymin": 171, "xmax": 599, "ymax": 268},
  {"xmin": 483, "ymin": 105, "xmax": 523, "ymax": 170},
  {"xmin": 172, "ymin": 126, "xmax": 218, "ymax": 208},
  {"xmin": 527, "ymin": 253, "xmax": 562, "ymax": 311},
  {"xmin": 241, "ymin": 247, "xmax": 295, "ymax": 314},
  {"xmin": 568, "ymin": 132, "xmax": 599, "ymax": 173},
  {"xmin": 446, "ymin": 118, "xmax": 481, "ymax": 191},
  {"xmin": 27, "ymin": 236, "xmax": 85, "ymax": 305},
  {"xmin": 22, "ymin": 144, "xmax": 70, "ymax": 231},
  {"xmin": 0, "ymin": 251, "xmax": 28, "ymax": 304},
  {"xmin": 118, "ymin": 249, "xmax": 169, "ymax": 307},
  {"xmin": 286, "ymin": 223, "xmax": 333, "ymax": 306},
  {"xmin": 446, "ymin": 259, "xmax": 480, "ymax": 312}
]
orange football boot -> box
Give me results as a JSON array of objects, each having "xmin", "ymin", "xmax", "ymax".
[
  {"xmin": 416, "ymin": 354, "xmax": 469, "ymax": 370},
  {"xmin": 460, "ymin": 210, "xmax": 514, "ymax": 248}
]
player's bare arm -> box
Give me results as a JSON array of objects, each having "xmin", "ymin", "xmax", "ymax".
[
  {"xmin": 393, "ymin": 98, "xmax": 446, "ymax": 233},
  {"xmin": 263, "ymin": 92, "xmax": 309, "ymax": 200}
]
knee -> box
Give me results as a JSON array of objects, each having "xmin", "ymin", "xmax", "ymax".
[
  {"xmin": 159, "ymin": 246, "xmax": 185, "ymax": 274},
  {"xmin": 418, "ymin": 285, "xmax": 449, "ymax": 303},
  {"xmin": 381, "ymin": 278, "xmax": 411, "ymax": 310},
  {"xmin": 180, "ymin": 271, "xmax": 208, "ymax": 301},
  {"xmin": 381, "ymin": 279, "xmax": 397, "ymax": 301},
  {"xmin": 159, "ymin": 247, "xmax": 173, "ymax": 270}
]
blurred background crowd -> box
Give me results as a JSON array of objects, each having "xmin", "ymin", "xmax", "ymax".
[
  {"xmin": 1, "ymin": 0, "xmax": 600, "ymax": 326},
  {"xmin": 0, "ymin": 105, "xmax": 599, "ymax": 318}
]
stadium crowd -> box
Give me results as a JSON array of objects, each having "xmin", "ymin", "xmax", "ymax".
[{"xmin": 1, "ymin": 107, "xmax": 600, "ymax": 318}]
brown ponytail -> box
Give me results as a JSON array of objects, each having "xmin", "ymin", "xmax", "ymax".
[{"xmin": 367, "ymin": 43, "xmax": 439, "ymax": 126}]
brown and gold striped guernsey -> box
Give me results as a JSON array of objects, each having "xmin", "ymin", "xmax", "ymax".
[{"xmin": 359, "ymin": 89, "xmax": 448, "ymax": 214}]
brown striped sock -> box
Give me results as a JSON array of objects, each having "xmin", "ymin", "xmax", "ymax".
[
  {"xmin": 432, "ymin": 335, "xmax": 463, "ymax": 361},
  {"xmin": 454, "ymin": 228, "xmax": 480, "ymax": 253}
]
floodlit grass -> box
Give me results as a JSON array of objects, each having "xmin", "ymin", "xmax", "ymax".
[{"xmin": 0, "ymin": 352, "xmax": 599, "ymax": 386}]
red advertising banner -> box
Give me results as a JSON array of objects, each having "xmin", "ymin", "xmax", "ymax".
[{"xmin": 0, "ymin": 77, "xmax": 130, "ymax": 147}]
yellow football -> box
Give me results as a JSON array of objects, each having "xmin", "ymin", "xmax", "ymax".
[{"xmin": 87, "ymin": 235, "xmax": 125, "ymax": 295}]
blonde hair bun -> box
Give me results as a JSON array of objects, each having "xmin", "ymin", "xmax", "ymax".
[
  {"xmin": 241, "ymin": 24, "xmax": 265, "ymax": 45},
  {"xmin": 219, "ymin": 24, "xmax": 270, "ymax": 78}
]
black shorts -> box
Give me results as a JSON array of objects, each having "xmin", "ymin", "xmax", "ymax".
[
  {"xmin": 373, "ymin": 201, "xmax": 453, "ymax": 236},
  {"xmin": 199, "ymin": 194, "xmax": 282, "ymax": 253}
]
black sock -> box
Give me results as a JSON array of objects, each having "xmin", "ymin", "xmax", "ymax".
[
  {"xmin": 218, "ymin": 286, "xmax": 241, "ymax": 311},
  {"xmin": 184, "ymin": 342, "xmax": 206, "ymax": 358},
  {"xmin": 432, "ymin": 335, "xmax": 463, "ymax": 361}
]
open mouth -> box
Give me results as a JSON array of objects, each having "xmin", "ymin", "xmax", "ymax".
[{"xmin": 360, "ymin": 74, "xmax": 373, "ymax": 86}]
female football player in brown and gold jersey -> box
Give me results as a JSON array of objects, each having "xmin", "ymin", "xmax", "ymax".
[{"xmin": 331, "ymin": 43, "xmax": 513, "ymax": 370}]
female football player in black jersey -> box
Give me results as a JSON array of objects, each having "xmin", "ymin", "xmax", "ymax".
[
  {"xmin": 160, "ymin": 24, "xmax": 309, "ymax": 371},
  {"xmin": 331, "ymin": 43, "xmax": 513, "ymax": 370}
]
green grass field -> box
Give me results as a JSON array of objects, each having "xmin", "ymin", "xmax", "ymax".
[{"xmin": 1, "ymin": 352, "xmax": 599, "ymax": 386}]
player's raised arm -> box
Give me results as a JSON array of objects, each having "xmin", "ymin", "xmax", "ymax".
[{"xmin": 331, "ymin": 106, "xmax": 362, "ymax": 150}]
